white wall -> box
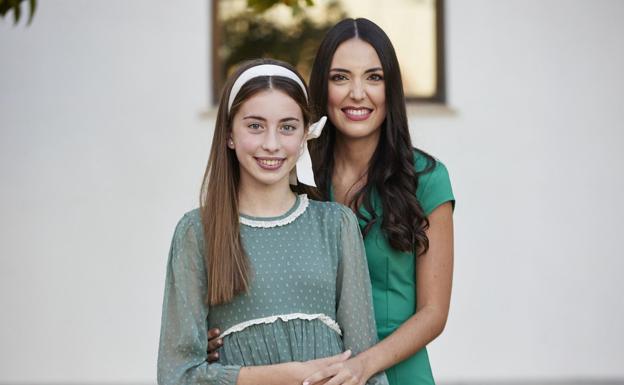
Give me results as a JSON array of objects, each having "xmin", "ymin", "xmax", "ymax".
[
  {"xmin": 0, "ymin": 1, "xmax": 210, "ymax": 383},
  {"xmin": 419, "ymin": 0, "xmax": 624, "ymax": 381},
  {"xmin": 0, "ymin": 0, "xmax": 622, "ymax": 383}
]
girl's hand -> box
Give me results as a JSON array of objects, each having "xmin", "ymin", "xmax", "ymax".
[
  {"xmin": 302, "ymin": 355, "xmax": 367, "ymax": 385},
  {"xmin": 206, "ymin": 328, "xmax": 222, "ymax": 362}
]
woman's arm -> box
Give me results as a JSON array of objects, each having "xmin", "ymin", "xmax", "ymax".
[
  {"xmin": 351, "ymin": 202, "xmax": 454, "ymax": 374},
  {"xmin": 304, "ymin": 202, "xmax": 454, "ymax": 384}
]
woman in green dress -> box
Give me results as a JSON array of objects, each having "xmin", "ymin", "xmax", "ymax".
[
  {"xmin": 157, "ymin": 59, "xmax": 388, "ymax": 385},
  {"xmin": 302, "ymin": 18, "xmax": 455, "ymax": 385}
]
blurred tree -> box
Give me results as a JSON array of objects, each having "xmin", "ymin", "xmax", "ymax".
[
  {"xmin": 247, "ymin": 0, "xmax": 315, "ymax": 14},
  {"xmin": 215, "ymin": 0, "xmax": 346, "ymax": 100},
  {"xmin": 0, "ymin": 0, "xmax": 36, "ymax": 25}
]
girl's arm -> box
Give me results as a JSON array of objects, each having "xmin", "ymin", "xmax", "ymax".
[
  {"xmin": 303, "ymin": 206, "xmax": 389, "ymax": 385},
  {"xmin": 157, "ymin": 213, "xmax": 240, "ymax": 385}
]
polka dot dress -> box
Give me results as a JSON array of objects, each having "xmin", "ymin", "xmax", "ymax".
[{"xmin": 157, "ymin": 195, "xmax": 388, "ymax": 385}]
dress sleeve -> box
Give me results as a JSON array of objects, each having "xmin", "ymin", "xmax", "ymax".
[
  {"xmin": 417, "ymin": 160, "xmax": 455, "ymax": 216},
  {"xmin": 157, "ymin": 213, "xmax": 241, "ymax": 385},
  {"xmin": 335, "ymin": 206, "xmax": 389, "ymax": 385}
]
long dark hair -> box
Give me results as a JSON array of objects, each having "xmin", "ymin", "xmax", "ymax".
[
  {"xmin": 200, "ymin": 58, "xmax": 317, "ymax": 305},
  {"xmin": 309, "ymin": 18, "xmax": 435, "ymax": 256}
]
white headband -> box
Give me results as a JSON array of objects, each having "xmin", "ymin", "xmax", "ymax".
[
  {"xmin": 228, "ymin": 64, "xmax": 308, "ymax": 112},
  {"xmin": 227, "ymin": 63, "xmax": 326, "ymax": 187}
]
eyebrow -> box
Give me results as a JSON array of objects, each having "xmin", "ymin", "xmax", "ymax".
[
  {"xmin": 330, "ymin": 67, "xmax": 383, "ymax": 74},
  {"xmin": 242, "ymin": 115, "xmax": 300, "ymax": 122}
]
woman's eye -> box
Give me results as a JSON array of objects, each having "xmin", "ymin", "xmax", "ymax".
[
  {"xmin": 369, "ymin": 73, "xmax": 384, "ymax": 81},
  {"xmin": 330, "ymin": 73, "xmax": 348, "ymax": 81},
  {"xmin": 248, "ymin": 123, "xmax": 262, "ymax": 130}
]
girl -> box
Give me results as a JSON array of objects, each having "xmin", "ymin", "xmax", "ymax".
[{"xmin": 157, "ymin": 59, "xmax": 387, "ymax": 385}]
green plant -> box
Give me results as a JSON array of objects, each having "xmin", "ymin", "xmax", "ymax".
[
  {"xmin": 0, "ymin": 0, "xmax": 36, "ymax": 24},
  {"xmin": 247, "ymin": 0, "xmax": 314, "ymax": 14}
]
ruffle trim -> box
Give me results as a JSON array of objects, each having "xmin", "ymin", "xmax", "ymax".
[
  {"xmin": 239, "ymin": 194, "xmax": 309, "ymax": 228},
  {"xmin": 220, "ymin": 312, "xmax": 342, "ymax": 338}
]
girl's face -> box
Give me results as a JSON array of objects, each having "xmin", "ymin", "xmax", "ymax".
[
  {"xmin": 327, "ymin": 38, "xmax": 386, "ymax": 141},
  {"xmin": 229, "ymin": 89, "xmax": 306, "ymax": 189}
]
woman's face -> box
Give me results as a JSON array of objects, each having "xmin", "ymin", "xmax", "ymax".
[
  {"xmin": 229, "ymin": 89, "xmax": 305, "ymax": 189},
  {"xmin": 327, "ymin": 38, "xmax": 386, "ymax": 141}
]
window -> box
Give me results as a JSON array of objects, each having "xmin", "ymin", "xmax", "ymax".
[{"xmin": 212, "ymin": 0, "xmax": 446, "ymax": 104}]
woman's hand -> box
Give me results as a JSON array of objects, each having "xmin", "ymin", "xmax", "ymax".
[
  {"xmin": 236, "ymin": 350, "xmax": 352, "ymax": 385},
  {"xmin": 207, "ymin": 328, "xmax": 222, "ymax": 362},
  {"xmin": 302, "ymin": 355, "xmax": 368, "ymax": 385}
]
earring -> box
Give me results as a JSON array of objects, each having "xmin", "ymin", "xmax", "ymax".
[{"xmin": 228, "ymin": 138, "xmax": 234, "ymax": 148}]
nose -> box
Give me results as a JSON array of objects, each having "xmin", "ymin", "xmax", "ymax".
[
  {"xmin": 261, "ymin": 129, "xmax": 280, "ymax": 152},
  {"xmin": 349, "ymin": 79, "xmax": 365, "ymax": 101}
]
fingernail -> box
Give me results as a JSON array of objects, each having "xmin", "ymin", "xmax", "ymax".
[{"xmin": 303, "ymin": 382, "xmax": 309, "ymax": 385}]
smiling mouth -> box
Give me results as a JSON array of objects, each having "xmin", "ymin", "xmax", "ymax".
[
  {"xmin": 342, "ymin": 107, "xmax": 373, "ymax": 121},
  {"xmin": 255, "ymin": 157, "xmax": 285, "ymax": 170}
]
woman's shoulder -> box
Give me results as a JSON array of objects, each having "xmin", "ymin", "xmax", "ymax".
[
  {"xmin": 412, "ymin": 148, "xmax": 455, "ymax": 215},
  {"xmin": 413, "ymin": 148, "xmax": 449, "ymax": 176}
]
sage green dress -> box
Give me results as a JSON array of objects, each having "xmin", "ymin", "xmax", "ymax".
[
  {"xmin": 332, "ymin": 151, "xmax": 454, "ymax": 385},
  {"xmin": 157, "ymin": 195, "xmax": 388, "ymax": 385}
]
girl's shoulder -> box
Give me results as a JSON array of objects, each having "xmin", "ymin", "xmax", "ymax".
[
  {"xmin": 171, "ymin": 208, "xmax": 204, "ymax": 244},
  {"xmin": 306, "ymin": 199, "xmax": 359, "ymax": 228}
]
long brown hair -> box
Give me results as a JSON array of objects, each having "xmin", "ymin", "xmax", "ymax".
[
  {"xmin": 309, "ymin": 18, "xmax": 436, "ymax": 256},
  {"xmin": 200, "ymin": 59, "xmax": 317, "ymax": 305}
]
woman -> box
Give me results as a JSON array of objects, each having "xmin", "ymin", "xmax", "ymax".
[
  {"xmin": 157, "ymin": 58, "xmax": 388, "ymax": 385},
  {"xmin": 304, "ymin": 18, "xmax": 455, "ymax": 385}
]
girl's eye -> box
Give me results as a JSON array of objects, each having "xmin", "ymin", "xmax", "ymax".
[
  {"xmin": 330, "ymin": 73, "xmax": 348, "ymax": 81},
  {"xmin": 248, "ymin": 123, "xmax": 262, "ymax": 130},
  {"xmin": 368, "ymin": 73, "xmax": 384, "ymax": 81},
  {"xmin": 281, "ymin": 124, "xmax": 297, "ymax": 133}
]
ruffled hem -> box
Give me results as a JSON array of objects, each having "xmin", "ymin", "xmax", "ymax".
[{"xmin": 220, "ymin": 312, "xmax": 342, "ymax": 337}]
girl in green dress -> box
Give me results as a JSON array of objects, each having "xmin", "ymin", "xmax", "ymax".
[
  {"xmin": 303, "ymin": 18, "xmax": 456, "ymax": 385},
  {"xmin": 157, "ymin": 59, "xmax": 388, "ymax": 385}
]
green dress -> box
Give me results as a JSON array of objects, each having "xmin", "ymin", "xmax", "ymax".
[
  {"xmin": 157, "ymin": 195, "xmax": 388, "ymax": 385},
  {"xmin": 332, "ymin": 151, "xmax": 454, "ymax": 385}
]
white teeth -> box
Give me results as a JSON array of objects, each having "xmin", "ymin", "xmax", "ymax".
[
  {"xmin": 345, "ymin": 109, "xmax": 369, "ymax": 116},
  {"xmin": 258, "ymin": 159, "xmax": 282, "ymax": 166}
]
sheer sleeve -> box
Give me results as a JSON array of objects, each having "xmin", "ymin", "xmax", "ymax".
[
  {"xmin": 157, "ymin": 212, "xmax": 241, "ymax": 385},
  {"xmin": 335, "ymin": 206, "xmax": 389, "ymax": 385}
]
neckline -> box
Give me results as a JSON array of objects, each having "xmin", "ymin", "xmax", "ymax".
[
  {"xmin": 328, "ymin": 183, "xmax": 375, "ymax": 223},
  {"xmin": 239, "ymin": 194, "xmax": 309, "ymax": 228}
]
